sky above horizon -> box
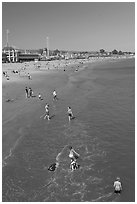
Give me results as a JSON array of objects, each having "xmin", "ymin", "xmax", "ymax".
[{"xmin": 2, "ymin": 2, "xmax": 135, "ymax": 52}]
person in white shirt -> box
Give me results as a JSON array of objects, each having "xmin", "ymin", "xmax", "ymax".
[{"xmin": 113, "ymin": 177, "xmax": 122, "ymax": 193}]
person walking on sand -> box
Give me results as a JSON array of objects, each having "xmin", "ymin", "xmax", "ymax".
[
  {"xmin": 113, "ymin": 177, "xmax": 122, "ymax": 194},
  {"xmin": 68, "ymin": 146, "xmax": 80, "ymax": 162},
  {"xmin": 67, "ymin": 107, "xmax": 74, "ymax": 121},
  {"xmin": 44, "ymin": 103, "xmax": 50, "ymax": 120},
  {"xmin": 25, "ymin": 87, "xmax": 28, "ymax": 98}
]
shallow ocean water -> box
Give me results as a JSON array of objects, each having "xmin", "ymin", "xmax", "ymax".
[{"xmin": 2, "ymin": 58, "xmax": 135, "ymax": 202}]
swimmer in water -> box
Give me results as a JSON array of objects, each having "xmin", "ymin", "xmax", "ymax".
[
  {"xmin": 70, "ymin": 159, "xmax": 80, "ymax": 171},
  {"xmin": 48, "ymin": 162, "xmax": 59, "ymax": 171},
  {"xmin": 113, "ymin": 177, "xmax": 122, "ymax": 194}
]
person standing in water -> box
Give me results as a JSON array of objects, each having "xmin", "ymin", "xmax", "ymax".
[
  {"xmin": 53, "ymin": 90, "xmax": 57, "ymax": 101},
  {"xmin": 44, "ymin": 103, "xmax": 50, "ymax": 120},
  {"xmin": 68, "ymin": 146, "xmax": 80, "ymax": 162},
  {"xmin": 113, "ymin": 177, "xmax": 122, "ymax": 194},
  {"xmin": 67, "ymin": 107, "xmax": 74, "ymax": 121},
  {"xmin": 68, "ymin": 146, "xmax": 80, "ymax": 171},
  {"xmin": 25, "ymin": 87, "xmax": 28, "ymax": 98},
  {"xmin": 28, "ymin": 87, "xmax": 33, "ymax": 97}
]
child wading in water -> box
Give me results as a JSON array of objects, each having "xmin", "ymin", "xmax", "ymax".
[{"xmin": 67, "ymin": 107, "xmax": 74, "ymax": 121}]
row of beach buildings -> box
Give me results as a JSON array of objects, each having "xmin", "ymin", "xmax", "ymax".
[{"xmin": 2, "ymin": 46, "xmax": 135, "ymax": 63}]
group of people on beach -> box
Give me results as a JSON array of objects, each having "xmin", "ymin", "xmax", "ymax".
[
  {"xmin": 43, "ymin": 90, "xmax": 122, "ymax": 194},
  {"xmin": 3, "ymin": 66, "xmax": 32, "ymax": 82},
  {"xmin": 25, "ymin": 86, "xmax": 74, "ymax": 122},
  {"xmin": 39, "ymin": 90, "xmax": 57, "ymax": 120}
]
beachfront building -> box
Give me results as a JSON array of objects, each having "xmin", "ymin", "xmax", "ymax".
[
  {"xmin": 2, "ymin": 46, "xmax": 18, "ymax": 62},
  {"xmin": 2, "ymin": 53, "xmax": 8, "ymax": 63},
  {"xmin": 40, "ymin": 48, "xmax": 51, "ymax": 60},
  {"xmin": 17, "ymin": 53, "xmax": 40, "ymax": 62},
  {"xmin": 65, "ymin": 52, "xmax": 75, "ymax": 60},
  {"xmin": 2, "ymin": 46, "xmax": 40, "ymax": 63}
]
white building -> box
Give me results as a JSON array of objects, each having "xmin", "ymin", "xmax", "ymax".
[{"xmin": 2, "ymin": 46, "xmax": 18, "ymax": 62}]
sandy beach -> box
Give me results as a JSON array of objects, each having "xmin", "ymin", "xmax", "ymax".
[{"xmin": 2, "ymin": 56, "xmax": 135, "ymax": 202}]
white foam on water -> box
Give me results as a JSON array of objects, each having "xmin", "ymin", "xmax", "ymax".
[{"xmin": 41, "ymin": 119, "xmax": 109, "ymax": 201}]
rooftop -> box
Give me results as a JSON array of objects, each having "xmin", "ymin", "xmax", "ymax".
[{"xmin": 2, "ymin": 46, "xmax": 15, "ymax": 51}]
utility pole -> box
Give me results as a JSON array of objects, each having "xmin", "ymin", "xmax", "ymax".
[
  {"xmin": 47, "ymin": 36, "xmax": 49, "ymax": 59},
  {"xmin": 6, "ymin": 29, "xmax": 9, "ymax": 47}
]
